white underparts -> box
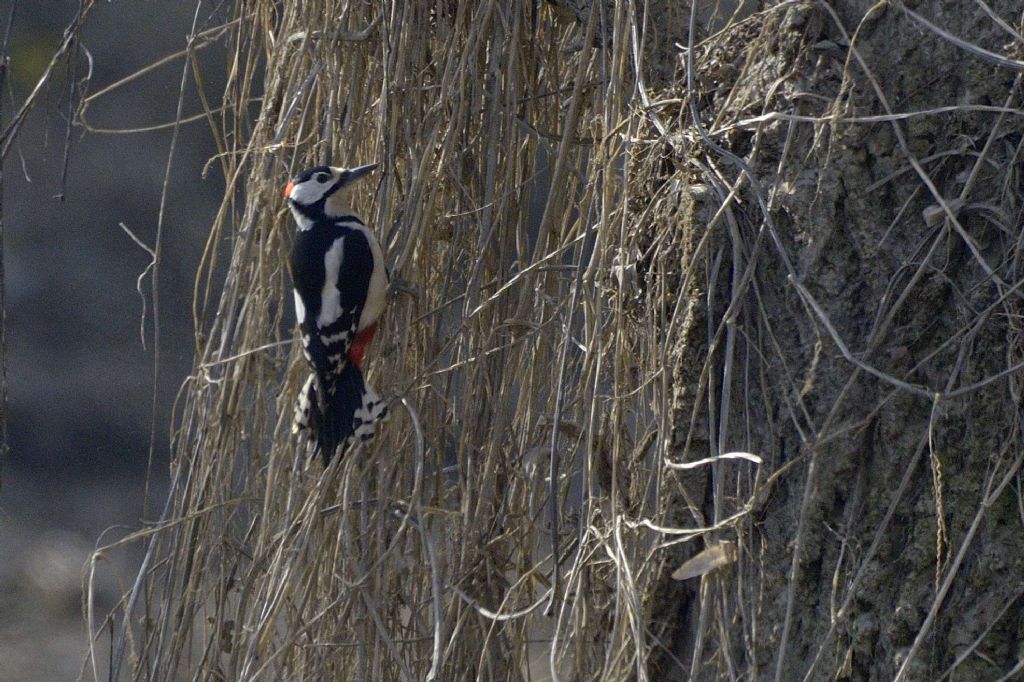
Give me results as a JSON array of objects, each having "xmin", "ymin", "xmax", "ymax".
[{"xmin": 349, "ymin": 223, "xmax": 388, "ymax": 330}]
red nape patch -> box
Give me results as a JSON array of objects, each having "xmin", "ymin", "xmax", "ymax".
[{"xmin": 347, "ymin": 324, "xmax": 378, "ymax": 369}]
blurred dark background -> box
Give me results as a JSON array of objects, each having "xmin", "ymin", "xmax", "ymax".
[{"xmin": 1, "ymin": 2, "xmax": 228, "ymax": 678}]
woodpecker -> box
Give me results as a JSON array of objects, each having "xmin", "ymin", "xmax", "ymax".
[{"xmin": 283, "ymin": 163, "xmax": 389, "ymax": 463}]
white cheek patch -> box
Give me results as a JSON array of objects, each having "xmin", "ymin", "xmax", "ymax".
[
  {"xmin": 292, "ymin": 180, "xmax": 328, "ymax": 205},
  {"xmin": 317, "ymin": 237, "xmax": 346, "ymax": 328}
]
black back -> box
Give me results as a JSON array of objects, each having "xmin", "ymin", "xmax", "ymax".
[{"xmin": 288, "ymin": 217, "xmax": 371, "ymax": 330}]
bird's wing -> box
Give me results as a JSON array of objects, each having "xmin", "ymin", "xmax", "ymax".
[
  {"xmin": 311, "ymin": 228, "xmax": 373, "ymax": 378},
  {"xmin": 290, "ymin": 224, "xmax": 373, "ymax": 419}
]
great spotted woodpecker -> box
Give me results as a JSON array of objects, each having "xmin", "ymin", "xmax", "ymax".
[{"xmin": 283, "ymin": 163, "xmax": 389, "ymax": 463}]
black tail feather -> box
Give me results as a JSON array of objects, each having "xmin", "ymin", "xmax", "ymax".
[{"xmin": 293, "ymin": 362, "xmax": 388, "ymax": 464}]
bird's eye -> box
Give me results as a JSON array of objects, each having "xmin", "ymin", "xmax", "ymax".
[{"xmin": 316, "ymin": 173, "xmax": 330, "ymax": 183}]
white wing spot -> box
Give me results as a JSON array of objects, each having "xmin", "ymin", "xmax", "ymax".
[
  {"xmin": 320, "ymin": 330, "xmax": 352, "ymax": 346},
  {"xmin": 292, "ymin": 374, "xmax": 316, "ymax": 433}
]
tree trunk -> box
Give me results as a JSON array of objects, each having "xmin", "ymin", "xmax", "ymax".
[{"xmin": 647, "ymin": 1, "xmax": 1024, "ymax": 679}]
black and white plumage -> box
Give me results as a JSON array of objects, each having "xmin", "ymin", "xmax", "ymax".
[{"xmin": 284, "ymin": 163, "xmax": 389, "ymax": 463}]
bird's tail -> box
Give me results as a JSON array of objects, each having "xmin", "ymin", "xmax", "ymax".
[{"xmin": 292, "ymin": 363, "xmax": 388, "ymax": 464}]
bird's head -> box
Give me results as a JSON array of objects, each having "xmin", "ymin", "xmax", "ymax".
[{"xmin": 283, "ymin": 163, "xmax": 377, "ymax": 223}]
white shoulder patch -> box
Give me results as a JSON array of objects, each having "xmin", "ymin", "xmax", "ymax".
[
  {"xmin": 317, "ymin": 237, "xmax": 346, "ymax": 328},
  {"xmin": 292, "ymin": 288, "xmax": 306, "ymax": 323}
]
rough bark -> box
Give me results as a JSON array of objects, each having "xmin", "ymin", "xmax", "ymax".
[{"xmin": 637, "ymin": 1, "xmax": 1024, "ymax": 680}]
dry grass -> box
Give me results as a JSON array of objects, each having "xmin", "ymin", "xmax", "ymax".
[
  {"xmin": 78, "ymin": 1, "xmax": 1024, "ymax": 680},
  {"xmin": 87, "ymin": 2, "xmax": 689, "ymax": 679}
]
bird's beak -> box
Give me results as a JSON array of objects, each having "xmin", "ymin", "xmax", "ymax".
[
  {"xmin": 339, "ymin": 163, "xmax": 378, "ymax": 183},
  {"xmin": 283, "ymin": 180, "xmax": 295, "ymax": 199}
]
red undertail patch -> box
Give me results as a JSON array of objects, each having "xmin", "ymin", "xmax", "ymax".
[{"xmin": 348, "ymin": 323, "xmax": 378, "ymax": 369}]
